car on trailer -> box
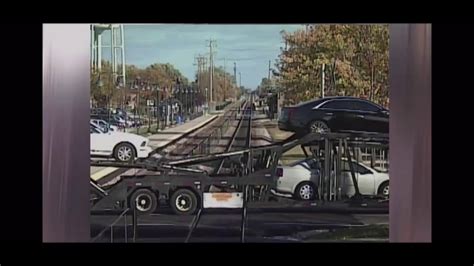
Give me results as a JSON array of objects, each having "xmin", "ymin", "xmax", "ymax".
[
  {"xmin": 90, "ymin": 124, "xmax": 153, "ymax": 162},
  {"xmin": 90, "ymin": 131, "xmax": 389, "ymax": 216},
  {"xmin": 278, "ymin": 96, "xmax": 389, "ymax": 135},
  {"xmin": 273, "ymin": 157, "xmax": 389, "ymax": 200}
]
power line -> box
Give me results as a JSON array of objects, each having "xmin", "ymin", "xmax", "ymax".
[{"xmin": 216, "ymin": 57, "xmax": 269, "ymax": 61}]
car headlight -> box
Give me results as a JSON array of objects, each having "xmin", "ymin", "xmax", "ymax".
[{"xmin": 141, "ymin": 141, "xmax": 146, "ymax": 147}]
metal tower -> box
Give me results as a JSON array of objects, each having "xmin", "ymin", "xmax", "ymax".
[{"xmin": 91, "ymin": 24, "xmax": 126, "ymax": 86}]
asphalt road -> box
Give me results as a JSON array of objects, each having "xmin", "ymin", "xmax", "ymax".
[{"xmin": 91, "ymin": 207, "xmax": 388, "ymax": 242}]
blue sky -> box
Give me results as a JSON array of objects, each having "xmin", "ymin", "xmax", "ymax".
[{"xmin": 100, "ymin": 24, "xmax": 304, "ymax": 89}]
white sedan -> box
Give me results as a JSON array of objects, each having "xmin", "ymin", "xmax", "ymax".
[
  {"xmin": 90, "ymin": 125, "xmax": 153, "ymax": 162},
  {"xmin": 274, "ymin": 157, "xmax": 389, "ymax": 200}
]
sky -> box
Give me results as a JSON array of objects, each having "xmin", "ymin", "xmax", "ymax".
[{"xmin": 99, "ymin": 24, "xmax": 304, "ymax": 89}]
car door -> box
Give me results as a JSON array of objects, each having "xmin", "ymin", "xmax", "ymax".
[
  {"xmin": 90, "ymin": 126, "xmax": 111, "ymax": 156},
  {"xmin": 90, "ymin": 126, "xmax": 102, "ymax": 155},
  {"xmin": 353, "ymin": 162, "xmax": 376, "ymax": 195},
  {"xmin": 340, "ymin": 161, "xmax": 375, "ymax": 196},
  {"xmin": 341, "ymin": 161, "xmax": 355, "ymax": 196},
  {"xmin": 316, "ymin": 100, "xmax": 357, "ymax": 131},
  {"xmin": 352, "ymin": 100, "xmax": 389, "ymax": 133}
]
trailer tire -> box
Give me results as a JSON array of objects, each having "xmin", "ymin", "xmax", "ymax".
[
  {"xmin": 170, "ymin": 189, "xmax": 198, "ymax": 215},
  {"xmin": 130, "ymin": 188, "xmax": 158, "ymax": 215}
]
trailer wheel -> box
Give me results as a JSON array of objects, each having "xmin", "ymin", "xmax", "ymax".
[
  {"xmin": 170, "ymin": 189, "xmax": 198, "ymax": 215},
  {"xmin": 130, "ymin": 188, "xmax": 158, "ymax": 215}
]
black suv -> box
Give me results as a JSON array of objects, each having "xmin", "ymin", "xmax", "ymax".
[{"xmin": 278, "ymin": 96, "xmax": 389, "ymax": 134}]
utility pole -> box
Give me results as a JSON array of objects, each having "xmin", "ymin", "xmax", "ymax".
[
  {"xmin": 268, "ymin": 60, "xmax": 271, "ymax": 80},
  {"xmin": 202, "ymin": 57, "xmax": 208, "ymax": 104},
  {"xmin": 268, "ymin": 60, "xmax": 272, "ymax": 95},
  {"xmin": 207, "ymin": 39, "xmax": 216, "ymax": 104},
  {"xmin": 234, "ymin": 62, "xmax": 237, "ymax": 85},
  {"xmin": 239, "ymin": 72, "xmax": 242, "ymax": 88},
  {"xmin": 321, "ymin": 63, "xmax": 325, "ymax": 98},
  {"xmin": 195, "ymin": 54, "xmax": 209, "ymax": 109},
  {"xmin": 223, "ymin": 58, "xmax": 226, "ymax": 101},
  {"xmin": 194, "ymin": 55, "xmax": 201, "ymax": 94}
]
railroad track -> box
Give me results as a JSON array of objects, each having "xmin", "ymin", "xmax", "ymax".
[
  {"xmin": 214, "ymin": 102, "xmax": 249, "ymax": 174},
  {"xmin": 160, "ymin": 101, "xmax": 247, "ymax": 160},
  {"xmin": 90, "ymin": 101, "xmax": 245, "ymax": 185}
]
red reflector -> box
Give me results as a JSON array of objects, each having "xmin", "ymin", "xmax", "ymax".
[{"xmin": 276, "ymin": 168, "xmax": 284, "ymax": 177}]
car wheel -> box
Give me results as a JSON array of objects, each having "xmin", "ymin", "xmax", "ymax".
[
  {"xmin": 170, "ymin": 189, "xmax": 199, "ymax": 215},
  {"xmin": 378, "ymin": 182, "xmax": 389, "ymax": 198},
  {"xmin": 309, "ymin": 120, "xmax": 330, "ymax": 134},
  {"xmin": 130, "ymin": 188, "xmax": 158, "ymax": 215},
  {"xmin": 295, "ymin": 182, "xmax": 317, "ymax": 201},
  {"xmin": 114, "ymin": 142, "xmax": 136, "ymax": 162}
]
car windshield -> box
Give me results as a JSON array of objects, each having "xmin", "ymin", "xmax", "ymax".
[
  {"xmin": 90, "ymin": 126, "xmax": 102, "ymax": 134},
  {"xmin": 288, "ymin": 157, "xmax": 319, "ymax": 169}
]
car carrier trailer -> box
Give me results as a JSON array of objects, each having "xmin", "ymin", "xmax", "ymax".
[
  {"xmin": 90, "ymin": 130, "xmax": 389, "ymax": 216},
  {"xmin": 91, "ymin": 96, "xmax": 388, "ymax": 242}
]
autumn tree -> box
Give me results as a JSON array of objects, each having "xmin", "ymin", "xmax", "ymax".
[
  {"xmin": 196, "ymin": 66, "xmax": 238, "ymax": 103},
  {"xmin": 91, "ymin": 61, "xmax": 119, "ymax": 108},
  {"xmin": 275, "ymin": 24, "xmax": 389, "ymax": 107},
  {"xmin": 257, "ymin": 78, "xmax": 273, "ymax": 95}
]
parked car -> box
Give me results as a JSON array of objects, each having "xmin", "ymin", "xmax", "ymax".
[
  {"xmin": 278, "ymin": 96, "xmax": 389, "ymax": 135},
  {"xmin": 115, "ymin": 108, "xmax": 129, "ymax": 117},
  {"xmin": 91, "ymin": 119, "xmax": 119, "ymax": 132},
  {"xmin": 118, "ymin": 113, "xmax": 134, "ymax": 127},
  {"xmin": 91, "ymin": 113, "xmax": 114, "ymax": 122},
  {"xmin": 100, "ymin": 115, "xmax": 127, "ymax": 128},
  {"xmin": 128, "ymin": 116, "xmax": 143, "ymax": 127},
  {"xmin": 124, "ymin": 119, "xmax": 134, "ymax": 128},
  {"xmin": 91, "ymin": 108, "xmax": 110, "ymax": 116},
  {"xmin": 90, "ymin": 123, "xmax": 153, "ymax": 162},
  {"xmin": 273, "ymin": 157, "xmax": 389, "ymax": 200}
]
